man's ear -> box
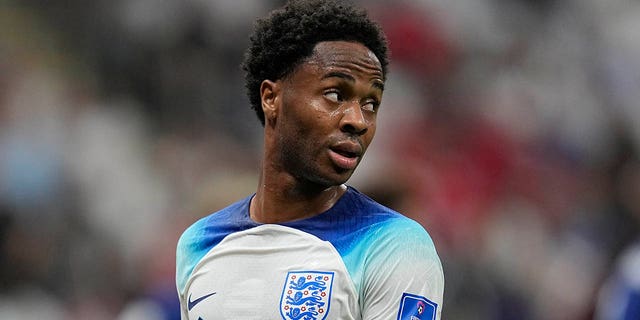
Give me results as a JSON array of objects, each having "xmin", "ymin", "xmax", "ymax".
[{"xmin": 260, "ymin": 80, "xmax": 280, "ymax": 124}]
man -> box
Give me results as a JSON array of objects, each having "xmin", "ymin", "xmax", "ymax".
[{"xmin": 176, "ymin": 1, "xmax": 444, "ymax": 319}]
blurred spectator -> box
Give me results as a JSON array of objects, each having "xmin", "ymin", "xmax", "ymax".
[{"xmin": 595, "ymin": 153, "xmax": 640, "ymax": 320}]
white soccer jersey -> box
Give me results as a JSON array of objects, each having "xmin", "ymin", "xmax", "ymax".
[{"xmin": 176, "ymin": 187, "xmax": 444, "ymax": 320}]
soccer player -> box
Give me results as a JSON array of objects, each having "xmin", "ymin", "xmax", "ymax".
[{"xmin": 175, "ymin": 1, "xmax": 444, "ymax": 319}]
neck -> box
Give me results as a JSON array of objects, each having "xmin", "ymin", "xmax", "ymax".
[{"xmin": 250, "ymin": 164, "xmax": 346, "ymax": 224}]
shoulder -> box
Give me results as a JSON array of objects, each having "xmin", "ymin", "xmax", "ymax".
[
  {"xmin": 367, "ymin": 215, "xmax": 441, "ymax": 268},
  {"xmin": 176, "ymin": 195, "xmax": 253, "ymax": 294},
  {"xmin": 345, "ymin": 189, "xmax": 444, "ymax": 318},
  {"xmin": 341, "ymin": 187, "xmax": 441, "ymax": 268},
  {"xmin": 177, "ymin": 197, "xmax": 249, "ymax": 250},
  {"xmin": 348, "ymin": 187, "xmax": 437, "ymax": 249},
  {"xmin": 365, "ymin": 216, "xmax": 444, "ymax": 295}
]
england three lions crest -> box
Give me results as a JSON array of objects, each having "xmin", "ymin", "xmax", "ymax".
[{"xmin": 279, "ymin": 271, "xmax": 334, "ymax": 320}]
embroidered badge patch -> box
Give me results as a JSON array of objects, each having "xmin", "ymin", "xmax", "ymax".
[
  {"xmin": 279, "ymin": 270, "xmax": 334, "ymax": 320},
  {"xmin": 397, "ymin": 292, "xmax": 437, "ymax": 320}
]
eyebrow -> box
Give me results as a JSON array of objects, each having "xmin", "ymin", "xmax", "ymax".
[
  {"xmin": 322, "ymin": 71, "xmax": 385, "ymax": 92},
  {"xmin": 322, "ymin": 71, "xmax": 354, "ymax": 83}
]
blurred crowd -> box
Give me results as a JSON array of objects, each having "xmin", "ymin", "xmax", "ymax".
[{"xmin": 1, "ymin": 0, "xmax": 639, "ymax": 319}]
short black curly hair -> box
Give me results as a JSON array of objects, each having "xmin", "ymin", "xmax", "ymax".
[{"xmin": 242, "ymin": 0, "xmax": 389, "ymax": 125}]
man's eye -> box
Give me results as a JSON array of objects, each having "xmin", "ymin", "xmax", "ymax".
[
  {"xmin": 362, "ymin": 102, "xmax": 378, "ymax": 113},
  {"xmin": 324, "ymin": 91, "xmax": 340, "ymax": 102}
]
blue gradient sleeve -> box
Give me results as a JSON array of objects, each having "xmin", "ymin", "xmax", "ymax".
[
  {"xmin": 176, "ymin": 217, "xmax": 212, "ymax": 295},
  {"xmin": 339, "ymin": 217, "xmax": 444, "ymax": 320}
]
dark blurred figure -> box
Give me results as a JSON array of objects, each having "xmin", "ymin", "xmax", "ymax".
[{"xmin": 595, "ymin": 140, "xmax": 640, "ymax": 320}]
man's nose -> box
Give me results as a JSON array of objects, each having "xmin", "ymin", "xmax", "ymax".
[{"xmin": 339, "ymin": 102, "xmax": 368, "ymax": 136}]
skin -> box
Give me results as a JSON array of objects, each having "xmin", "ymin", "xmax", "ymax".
[{"xmin": 250, "ymin": 40, "xmax": 385, "ymax": 223}]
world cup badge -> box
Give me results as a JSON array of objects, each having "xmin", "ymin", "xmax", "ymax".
[
  {"xmin": 279, "ymin": 270, "xmax": 334, "ymax": 320},
  {"xmin": 397, "ymin": 292, "xmax": 437, "ymax": 320}
]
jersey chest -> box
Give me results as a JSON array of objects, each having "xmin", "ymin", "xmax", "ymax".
[{"xmin": 184, "ymin": 225, "xmax": 360, "ymax": 320}]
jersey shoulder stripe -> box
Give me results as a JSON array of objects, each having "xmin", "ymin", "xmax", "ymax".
[{"xmin": 176, "ymin": 195, "xmax": 255, "ymax": 294}]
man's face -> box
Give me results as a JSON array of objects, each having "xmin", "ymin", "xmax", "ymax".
[{"xmin": 270, "ymin": 40, "xmax": 384, "ymax": 187}]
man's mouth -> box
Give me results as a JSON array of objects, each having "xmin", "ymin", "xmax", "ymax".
[
  {"xmin": 328, "ymin": 142, "xmax": 362, "ymax": 170},
  {"xmin": 333, "ymin": 149, "xmax": 358, "ymax": 158}
]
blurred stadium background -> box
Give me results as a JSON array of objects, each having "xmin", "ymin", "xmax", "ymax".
[{"xmin": 1, "ymin": 0, "xmax": 639, "ymax": 319}]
